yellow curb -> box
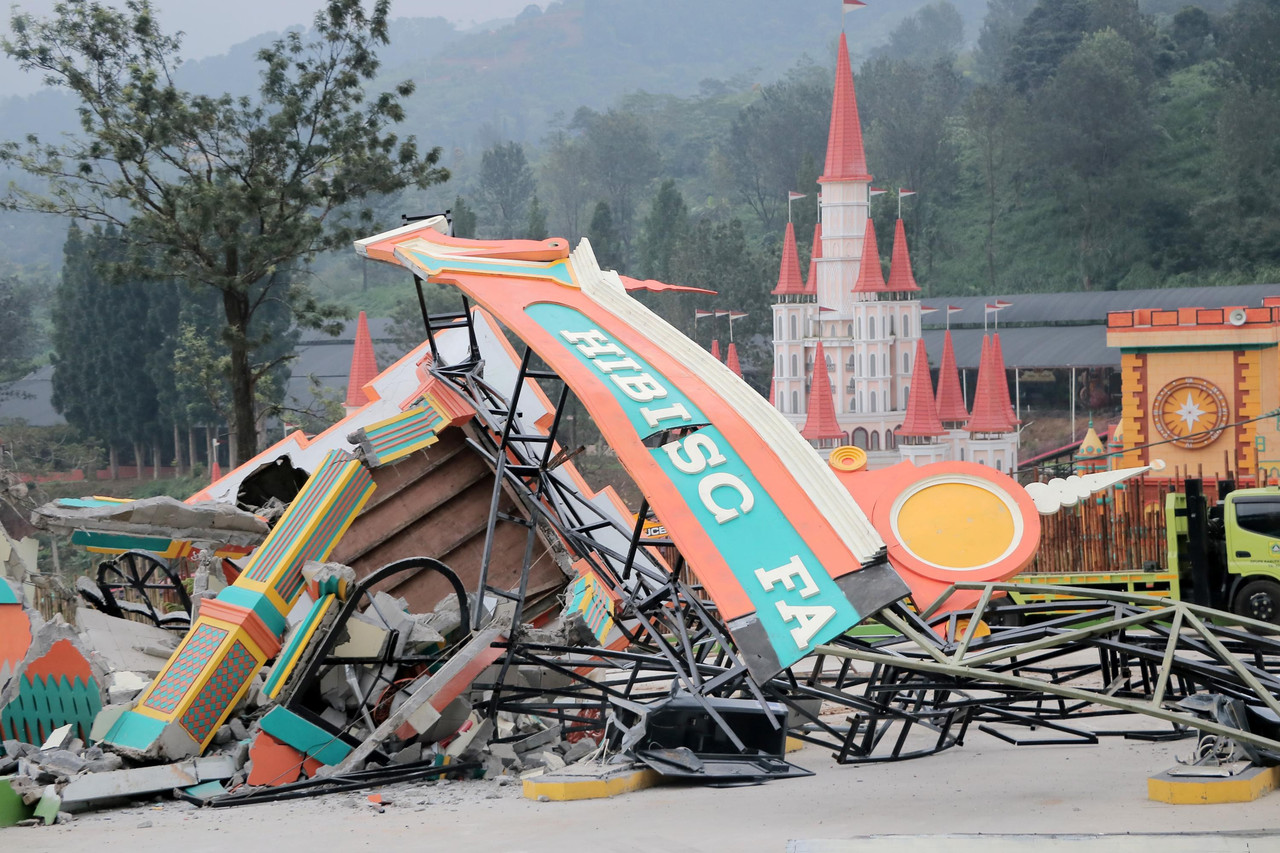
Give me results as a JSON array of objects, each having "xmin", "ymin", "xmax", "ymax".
[{"xmin": 1148, "ymin": 764, "xmax": 1280, "ymax": 804}]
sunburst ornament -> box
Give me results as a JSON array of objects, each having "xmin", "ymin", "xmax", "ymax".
[{"xmin": 1152, "ymin": 377, "xmax": 1230, "ymax": 449}]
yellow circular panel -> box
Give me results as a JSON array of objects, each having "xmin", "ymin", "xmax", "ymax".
[{"xmin": 895, "ymin": 482, "xmax": 1016, "ymax": 570}]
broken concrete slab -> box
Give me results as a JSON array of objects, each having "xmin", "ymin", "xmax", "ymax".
[
  {"xmin": 75, "ymin": 607, "xmax": 178, "ymax": 676},
  {"xmin": 31, "ymin": 495, "xmax": 269, "ymax": 547},
  {"xmin": 59, "ymin": 763, "xmax": 200, "ymax": 811}
]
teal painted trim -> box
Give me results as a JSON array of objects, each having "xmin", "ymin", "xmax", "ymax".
[
  {"xmin": 100, "ymin": 710, "xmax": 167, "ymax": 752},
  {"xmin": 1119, "ymin": 343, "xmax": 1277, "ymax": 354},
  {"xmin": 259, "ymin": 706, "xmax": 352, "ymax": 765},
  {"xmin": 264, "ymin": 596, "xmax": 331, "ymax": 697},
  {"xmin": 0, "ymin": 581, "xmax": 18, "ymax": 605},
  {"xmin": 70, "ymin": 530, "xmax": 173, "ymax": 552},
  {"xmin": 404, "ymin": 248, "xmax": 575, "ymax": 287},
  {"xmin": 215, "ymin": 586, "xmax": 288, "ymax": 636}
]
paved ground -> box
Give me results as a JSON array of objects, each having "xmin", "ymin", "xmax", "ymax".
[{"xmin": 18, "ymin": 730, "xmax": 1280, "ymax": 852}]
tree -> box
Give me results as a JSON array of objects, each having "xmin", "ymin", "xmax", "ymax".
[
  {"xmin": 975, "ymin": 0, "xmax": 1038, "ymax": 82},
  {"xmin": 477, "ymin": 140, "xmax": 536, "ymax": 237},
  {"xmin": 587, "ymin": 202, "xmax": 621, "ymax": 270},
  {"xmin": 638, "ymin": 180, "xmax": 687, "ymax": 282},
  {"xmin": 451, "ymin": 195, "xmax": 478, "ymax": 239},
  {"xmin": 540, "ymin": 131, "xmax": 591, "ymax": 243},
  {"xmin": 526, "ymin": 194, "xmax": 548, "ymax": 241},
  {"xmin": 719, "ymin": 62, "xmax": 831, "ymax": 232},
  {"xmin": 1031, "ymin": 29, "xmax": 1154, "ymax": 289},
  {"xmin": 880, "ymin": 1, "xmax": 966, "ymax": 65},
  {"xmin": 575, "ymin": 108, "xmax": 661, "ymax": 267},
  {"xmin": 0, "ymin": 275, "xmax": 35, "ymax": 384},
  {"xmin": 1, "ymin": 0, "xmax": 448, "ymax": 460}
]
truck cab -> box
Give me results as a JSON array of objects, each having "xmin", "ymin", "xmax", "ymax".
[{"xmin": 1167, "ymin": 485, "xmax": 1280, "ymax": 622}]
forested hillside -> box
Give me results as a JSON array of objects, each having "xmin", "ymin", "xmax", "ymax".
[{"xmin": 6, "ymin": 0, "xmax": 1278, "ymax": 471}]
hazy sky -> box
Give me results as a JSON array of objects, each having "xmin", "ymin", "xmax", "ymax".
[{"xmin": 1, "ymin": 0, "xmax": 543, "ymax": 96}]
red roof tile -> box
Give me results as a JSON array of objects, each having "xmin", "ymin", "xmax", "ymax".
[
  {"xmin": 885, "ymin": 218, "xmax": 921, "ymax": 293},
  {"xmin": 898, "ymin": 338, "xmax": 945, "ymax": 437},
  {"xmin": 966, "ymin": 334, "xmax": 1016, "ymax": 434},
  {"xmin": 771, "ymin": 221, "xmax": 805, "ymax": 296},
  {"xmin": 935, "ymin": 330, "xmax": 969, "ymax": 424},
  {"xmin": 991, "ymin": 333, "xmax": 1018, "ymax": 427},
  {"xmin": 803, "ymin": 223, "xmax": 821, "ymax": 297},
  {"xmin": 820, "ymin": 32, "xmax": 872, "ymax": 183},
  {"xmin": 725, "ymin": 342, "xmax": 743, "ymax": 378},
  {"xmin": 802, "ymin": 342, "xmax": 844, "ymax": 440},
  {"xmin": 852, "ymin": 218, "xmax": 886, "ymax": 294},
  {"xmin": 344, "ymin": 311, "xmax": 380, "ymax": 409}
]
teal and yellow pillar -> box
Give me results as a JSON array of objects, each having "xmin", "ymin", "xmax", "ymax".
[{"xmin": 101, "ymin": 450, "xmax": 375, "ymax": 758}]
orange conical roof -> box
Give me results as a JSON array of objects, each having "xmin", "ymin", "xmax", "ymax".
[
  {"xmin": 966, "ymin": 335, "xmax": 1016, "ymax": 434},
  {"xmin": 345, "ymin": 311, "xmax": 379, "ymax": 409},
  {"xmin": 803, "ymin": 223, "xmax": 821, "ymax": 297},
  {"xmin": 771, "ymin": 221, "xmax": 805, "ymax": 297},
  {"xmin": 802, "ymin": 342, "xmax": 843, "ymax": 441},
  {"xmin": 886, "ymin": 219, "xmax": 921, "ymax": 293},
  {"xmin": 725, "ymin": 342, "xmax": 743, "ymax": 378},
  {"xmin": 852, "ymin": 218, "xmax": 886, "ymax": 294},
  {"xmin": 820, "ymin": 32, "xmax": 872, "ymax": 183},
  {"xmin": 991, "ymin": 333, "xmax": 1018, "ymax": 426},
  {"xmin": 898, "ymin": 338, "xmax": 945, "ymax": 437},
  {"xmin": 935, "ymin": 330, "xmax": 969, "ymax": 424},
  {"xmin": 710, "ymin": 339, "xmax": 721, "ymax": 362}
]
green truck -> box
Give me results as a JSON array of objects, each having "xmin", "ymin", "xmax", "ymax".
[{"xmin": 1165, "ymin": 479, "xmax": 1280, "ymax": 622}]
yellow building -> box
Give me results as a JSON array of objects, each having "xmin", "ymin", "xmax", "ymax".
[{"xmin": 1107, "ymin": 299, "xmax": 1280, "ymax": 481}]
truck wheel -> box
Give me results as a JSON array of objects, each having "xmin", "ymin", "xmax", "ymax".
[{"xmin": 1232, "ymin": 579, "xmax": 1280, "ymax": 624}]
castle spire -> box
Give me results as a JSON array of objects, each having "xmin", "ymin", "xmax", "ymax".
[
  {"xmin": 852, "ymin": 218, "xmax": 886, "ymax": 294},
  {"xmin": 885, "ymin": 218, "xmax": 921, "ymax": 293},
  {"xmin": 344, "ymin": 311, "xmax": 379, "ymax": 411},
  {"xmin": 934, "ymin": 330, "xmax": 969, "ymax": 425},
  {"xmin": 725, "ymin": 342, "xmax": 743, "ymax": 378},
  {"xmin": 898, "ymin": 338, "xmax": 945, "ymax": 437},
  {"xmin": 802, "ymin": 222, "xmax": 821, "ymax": 297},
  {"xmin": 820, "ymin": 32, "xmax": 872, "ymax": 183},
  {"xmin": 991, "ymin": 333, "xmax": 1018, "ymax": 426},
  {"xmin": 801, "ymin": 342, "xmax": 843, "ymax": 442},
  {"xmin": 770, "ymin": 221, "xmax": 805, "ymax": 297},
  {"xmin": 710, "ymin": 339, "xmax": 722, "ymax": 362},
  {"xmin": 966, "ymin": 335, "xmax": 1016, "ymax": 434}
]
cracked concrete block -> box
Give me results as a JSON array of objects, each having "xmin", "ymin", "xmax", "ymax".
[
  {"xmin": 391, "ymin": 743, "xmax": 422, "ymax": 765},
  {"xmin": 75, "ymin": 608, "xmax": 177, "ymax": 676},
  {"xmin": 563, "ymin": 738, "xmax": 597, "ymax": 765},
  {"xmin": 37, "ymin": 749, "xmax": 86, "ymax": 776},
  {"xmin": 60, "ymin": 763, "xmax": 200, "ymax": 811},
  {"xmin": 83, "ymin": 754, "xmax": 123, "ymax": 774},
  {"xmin": 40, "ymin": 724, "xmax": 74, "ymax": 751}
]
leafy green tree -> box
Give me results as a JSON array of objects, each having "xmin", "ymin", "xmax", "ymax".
[
  {"xmin": 1031, "ymin": 29, "xmax": 1154, "ymax": 289},
  {"xmin": 575, "ymin": 108, "xmax": 661, "ymax": 266},
  {"xmin": 975, "ymin": 0, "xmax": 1038, "ymax": 82},
  {"xmin": 639, "ymin": 180, "xmax": 687, "ymax": 282},
  {"xmin": 540, "ymin": 131, "xmax": 591, "ymax": 243},
  {"xmin": 1004, "ymin": 0, "xmax": 1092, "ymax": 92},
  {"xmin": 879, "ymin": 1, "xmax": 966, "ymax": 65},
  {"xmin": 526, "ymin": 194, "xmax": 548, "ymax": 241},
  {"xmin": 587, "ymin": 201, "xmax": 621, "ymax": 270},
  {"xmin": 719, "ymin": 62, "xmax": 830, "ymax": 232},
  {"xmin": 1, "ymin": 0, "xmax": 448, "ymax": 460},
  {"xmin": 0, "ymin": 275, "xmax": 35, "ymax": 384},
  {"xmin": 477, "ymin": 141, "xmax": 536, "ymax": 237},
  {"xmin": 451, "ymin": 195, "xmax": 478, "ymax": 239}
]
